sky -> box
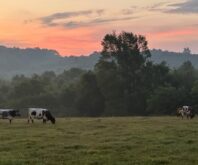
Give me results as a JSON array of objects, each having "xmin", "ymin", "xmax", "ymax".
[{"xmin": 0, "ymin": 0, "xmax": 198, "ymax": 56}]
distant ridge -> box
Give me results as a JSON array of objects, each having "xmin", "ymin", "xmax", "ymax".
[
  {"xmin": 0, "ymin": 45, "xmax": 198, "ymax": 79},
  {"xmin": 0, "ymin": 45, "xmax": 99, "ymax": 79},
  {"xmin": 151, "ymin": 49, "xmax": 198, "ymax": 68}
]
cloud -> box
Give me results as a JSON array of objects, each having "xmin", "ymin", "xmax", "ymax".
[
  {"xmin": 148, "ymin": 2, "xmax": 170, "ymax": 10},
  {"xmin": 166, "ymin": 0, "xmax": 198, "ymax": 14},
  {"xmin": 121, "ymin": 6, "xmax": 138, "ymax": 15},
  {"xmin": 63, "ymin": 16, "xmax": 137, "ymax": 28},
  {"xmin": 40, "ymin": 10, "xmax": 104, "ymax": 27},
  {"xmin": 143, "ymin": 0, "xmax": 198, "ymax": 14},
  {"xmin": 38, "ymin": 9, "xmax": 137, "ymax": 29}
]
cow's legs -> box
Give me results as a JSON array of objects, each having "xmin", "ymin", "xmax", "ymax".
[
  {"xmin": 30, "ymin": 116, "xmax": 34, "ymax": 123},
  {"xmin": 8, "ymin": 116, "xmax": 12, "ymax": 124},
  {"xmin": 187, "ymin": 114, "xmax": 189, "ymax": 119},
  {"xmin": 28, "ymin": 116, "xmax": 31, "ymax": 124},
  {"xmin": 28, "ymin": 116, "xmax": 34, "ymax": 123},
  {"xmin": 43, "ymin": 119, "xmax": 46, "ymax": 124}
]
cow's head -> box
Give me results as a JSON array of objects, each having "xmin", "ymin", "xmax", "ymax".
[
  {"xmin": 45, "ymin": 110, "xmax": 56, "ymax": 124},
  {"xmin": 51, "ymin": 117, "xmax": 56, "ymax": 124}
]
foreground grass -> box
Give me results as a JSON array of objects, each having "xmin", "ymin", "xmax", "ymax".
[{"xmin": 0, "ymin": 117, "xmax": 197, "ymax": 165}]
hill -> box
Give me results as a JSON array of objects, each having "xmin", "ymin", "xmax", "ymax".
[
  {"xmin": 0, "ymin": 46, "xmax": 99, "ymax": 79},
  {"xmin": 0, "ymin": 45, "xmax": 198, "ymax": 79},
  {"xmin": 151, "ymin": 49, "xmax": 198, "ymax": 68}
]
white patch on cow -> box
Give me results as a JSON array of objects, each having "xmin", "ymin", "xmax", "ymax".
[{"xmin": 28, "ymin": 108, "xmax": 48, "ymax": 123}]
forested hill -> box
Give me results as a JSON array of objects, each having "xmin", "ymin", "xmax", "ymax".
[
  {"xmin": 0, "ymin": 45, "xmax": 198, "ymax": 78},
  {"xmin": 0, "ymin": 46, "xmax": 99, "ymax": 78},
  {"xmin": 151, "ymin": 49, "xmax": 198, "ymax": 68}
]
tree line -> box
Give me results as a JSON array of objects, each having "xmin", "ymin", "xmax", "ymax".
[{"xmin": 0, "ymin": 32, "xmax": 198, "ymax": 117}]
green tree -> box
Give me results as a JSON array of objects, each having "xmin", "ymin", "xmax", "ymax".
[
  {"xmin": 75, "ymin": 71, "xmax": 105, "ymax": 117},
  {"xmin": 147, "ymin": 86, "xmax": 186, "ymax": 115},
  {"xmin": 95, "ymin": 61, "xmax": 126, "ymax": 116},
  {"xmin": 96, "ymin": 31, "xmax": 151, "ymax": 115},
  {"xmin": 190, "ymin": 81, "xmax": 198, "ymax": 110},
  {"xmin": 183, "ymin": 47, "xmax": 191, "ymax": 55},
  {"xmin": 12, "ymin": 76, "xmax": 45, "ymax": 98},
  {"xmin": 60, "ymin": 85, "xmax": 78, "ymax": 116},
  {"xmin": 171, "ymin": 61, "xmax": 196, "ymax": 90}
]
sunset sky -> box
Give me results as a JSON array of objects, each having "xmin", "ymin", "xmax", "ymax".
[{"xmin": 0, "ymin": 0, "xmax": 198, "ymax": 56}]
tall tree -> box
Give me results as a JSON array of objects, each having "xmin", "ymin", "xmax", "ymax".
[{"xmin": 96, "ymin": 31, "xmax": 151, "ymax": 115}]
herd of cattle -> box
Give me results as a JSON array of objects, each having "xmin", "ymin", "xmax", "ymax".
[
  {"xmin": 0, "ymin": 108, "xmax": 55, "ymax": 124},
  {"xmin": 0, "ymin": 106, "xmax": 196, "ymax": 124}
]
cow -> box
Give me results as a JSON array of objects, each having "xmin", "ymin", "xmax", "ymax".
[
  {"xmin": 177, "ymin": 107, "xmax": 184, "ymax": 119},
  {"xmin": 28, "ymin": 108, "xmax": 55, "ymax": 124},
  {"xmin": 177, "ymin": 106, "xmax": 195, "ymax": 119},
  {"xmin": 0, "ymin": 109, "xmax": 20, "ymax": 124}
]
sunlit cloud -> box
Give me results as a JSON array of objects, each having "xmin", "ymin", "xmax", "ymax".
[
  {"xmin": 147, "ymin": 0, "xmax": 198, "ymax": 14},
  {"xmin": 40, "ymin": 10, "xmax": 104, "ymax": 27},
  {"xmin": 146, "ymin": 2, "xmax": 172, "ymax": 11},
  {"xmin": 121, "ymin": 6, "xmax": 138, "ymax": 15},
  {"xmin": 167, "ymin": 0, "xmax": 198, "ymax": 14},
  {"xmin": 63, "ymin": 16, "xmax": 138, "ymax": 28},
  {"xmin": 38, "ymin": 9, "xmax": 138, "ymax": 29}
]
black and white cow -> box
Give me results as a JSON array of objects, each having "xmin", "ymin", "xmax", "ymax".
[
  {"xmin": 28, "ymin": 108, "xmax": 55, "ymax": 124},
  {"xmin": 177, "ymin": 106, "xmax": 195, "ymax": 119},
  {"xmin": 0, "ymin": 109, "xmax": 20, "ymax": 124}
]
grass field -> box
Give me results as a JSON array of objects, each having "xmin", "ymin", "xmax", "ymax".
[{"xmin": 0, "ymin": 117, "xmax": 197, "ymax": 165}]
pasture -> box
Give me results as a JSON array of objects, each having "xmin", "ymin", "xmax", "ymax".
[{"xmin": 0, "ymin": 117, "xmax": 197, "ymax": 165}]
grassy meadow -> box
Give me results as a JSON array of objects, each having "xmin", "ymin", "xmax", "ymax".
[{"xmin": 0, "ymin": 117, "xmax": 197, "ymax": 165}]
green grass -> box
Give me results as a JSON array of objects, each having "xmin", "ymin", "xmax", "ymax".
[{"xmin": 0, "ymin": 117, "xmax": 197, "ymax": 165}]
